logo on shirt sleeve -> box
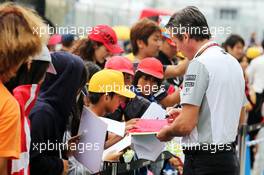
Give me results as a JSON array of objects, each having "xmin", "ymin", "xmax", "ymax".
[
  {"xmin": 185, "ymin": 82, "xmax": 195, "ymax": 87},
  {"xmin": 183, "ymin": 74, "xmax": 197, "ymax": 95},
  {"xmin": 185, "ymin": 75, "xmax": 196, "ymax": 81}
]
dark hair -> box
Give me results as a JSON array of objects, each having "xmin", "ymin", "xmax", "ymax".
[
  {"xmin": 130, "ymin": 18, "xmax": 161, "ymax": 55},
  {"xmin": 133, "ymin": 71, "xmax": 162, "ymax": 87},
  {"xmin": 223, "ymin": 34, "xmax": 245, "ymax": 51},
  {"xmin": 5, "ymin": 60, "xmax": 49, "ymax": 92},
  {"xmin": 61, "ymin": 34, "xmax": 76, "ymax": 47},
  {"xmin": 70, "ymin": 38, "xmax": 103, "ymax": 62},
  {"xmin": 84, "ymin": 61, "xmax": 101, "ymax": 82},
  {"xmin": 88, "ymin": 92, "xmax": 115, "ymax": 105},
  {"xmin": 166, "ymin": 6, "xmax": 211, "ymax": 41},
  {"xmin": 70, "ymin": 66, "xmax": 88, "ymax": 136}
]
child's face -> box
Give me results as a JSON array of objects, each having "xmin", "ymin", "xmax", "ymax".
[
  {"xmin": 137, "ymin": 75, "xmax": 158, "ymax": 96},
  {"xmin": 105, "ymin": 94, "xmax": 125, "ymax": 113},
  {"xmin": 124, "ymin": 73, "xmax": 133, "ymax": 86},
  {"xmin": 227, "ymin": 42, "xmax": 244, "ymax": 60},
  {"xmin": 141, "ymin": 31, "xmax": 162, "ymax": 57},
  {"xmin": 94, "ymin": 45, "xmax": 111, "ymax": 64}
]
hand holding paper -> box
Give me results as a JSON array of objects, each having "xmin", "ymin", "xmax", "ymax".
[
  {"xmin": 156, "ymin": 125, "xmax": 174, "ymax": 142},
  {"xmin": 75, "ymin": 106, "xmax": 108, "ymax": 174},
  {"xmin": 103, "ymin": 135, "xmax": 131, "ymax": 161},
  {"xmin": 67, "ymin": 134, "xmax": 81, "ymax": 157},
  {"xmin": 103, "ymin": 150, "xmax": 124, "ymax": 162},
  {"xmin": 125, "ymin": 118, "xmax": 139, "ymax": 133},
  {"xmin": 166, "ymin": 108, "xmax": 181, "ymax": 123}
]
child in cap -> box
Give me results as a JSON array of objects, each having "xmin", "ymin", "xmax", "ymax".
[
  {"xmin": 87, "ymin": 69, "xmax": 136, "ymax": 155},
  {"xmin": 0, "ymin": 3, "xmax": 48, "ymax": 175},
  {"xmin": 71, "ymin": 25, "xmax": 123, "ymax": 68},
  {"xmin": 67, "ymin": 69, "xmax": 137, "ymax": 175},
  {"xmin": 104, "ymin": 56, "xmax": 151, "ymax": 121},
  {"xmin": 87, "ymin": 69, "xmax": 136, "ymax": 130},
  {"xmin": 133, "ymin": 57, "xmax": 180, "ymax": 107}
]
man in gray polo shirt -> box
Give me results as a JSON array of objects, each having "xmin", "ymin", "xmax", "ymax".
[{"xmin": 157, "ymin": 6, "xmax": 247, "ymax": 175}]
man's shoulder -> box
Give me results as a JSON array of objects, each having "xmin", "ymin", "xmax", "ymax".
[
  {"xmin": 251, "ymin": 54, "xmax": 264, "ymax": 64},
  {"xmin": 200, "ymin": 46, "xmax": 228, "ymax": 59},
  {"xmin": 198, "ymin": 46, "xmax": 239, "ymax": 67}
]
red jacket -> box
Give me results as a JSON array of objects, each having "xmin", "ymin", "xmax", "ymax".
[{"xmin": 8, "ymin": 84, "xmax": 40, "ymax": 175}]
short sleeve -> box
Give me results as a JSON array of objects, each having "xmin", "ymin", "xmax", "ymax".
[
  {"xmin": 180, "ymin": 60, "xmax": 209, "ymax": 106},
  {"xmin": 243, "ymin": 93, "xmax": 249, "ymax": 106},
  {"xmin": 0, "ymin": 97, "xmax": 21, "ymax": 159},
  {"xmin": 245, "ymin": 61, "xmax": 255, "ymax": 85}
]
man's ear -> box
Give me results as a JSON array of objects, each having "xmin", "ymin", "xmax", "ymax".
[
  {"xmin": 182, "ymin": 33, "xmax": 190, "ymax": 44},
  {"xmin": 137, "ymin": 39, "xmax": 145, "ymax": 49}
]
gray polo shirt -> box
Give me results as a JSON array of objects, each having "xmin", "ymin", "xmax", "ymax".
[{"xmin": 181, "ymin": 41, "xmax": 247, "ymax": 145}]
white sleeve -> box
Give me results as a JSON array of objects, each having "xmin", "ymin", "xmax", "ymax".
[
  {"xmin": 246, "ymin": 61, "xmax": 255, "ymax": 86},
  {"xmin": 180, "ymin": 60, "xmax": 209, "ymax": 106}
]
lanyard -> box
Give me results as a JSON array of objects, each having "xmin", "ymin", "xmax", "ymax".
[{"xmin": 194, "ymin": 43, "xmax": 220, "ymax": 58}]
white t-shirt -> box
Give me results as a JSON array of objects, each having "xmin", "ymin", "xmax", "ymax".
[
  {"xmin": 246, "ymin": 55, "xmax": 264, "ymax": 94},
  {"xmin": 180, "ymin": 41, "xmax": 247, "ymax": 145}
]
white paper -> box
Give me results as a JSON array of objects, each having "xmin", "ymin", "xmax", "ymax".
[
  {"xmin": 102, "ymin": 135, "xmax": 131, "ymax": 160},
  {"xmin": 141, "ymin": 102, "xmax": 167, "ymax": 120},
  {"xmin": 75, "ymin": 106, "xmax": 107, "ymax": 174},
  {"xmin": 132, "ymin": 134, "xmax": 165, "ymax": 161},
  {"xmin": 99, "ymin": 117, "xmax": 126, "ymax": 137}
]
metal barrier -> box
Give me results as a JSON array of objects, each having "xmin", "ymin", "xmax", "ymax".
[
  {"xmin": 238, "ymin": 122, "xmax": 264, "ymax": 175},
  {"xmin": 92, "ymin": 122, "xmax": 264, "ymax": 175},
  {"xmin": 97, "ymin": 151, "xmax": 174, "ymax": 175}
]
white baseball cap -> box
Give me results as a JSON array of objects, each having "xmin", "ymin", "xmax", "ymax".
[{"xmin": 32, "ymin": 45, "xmax": 57, "ymax": 74}]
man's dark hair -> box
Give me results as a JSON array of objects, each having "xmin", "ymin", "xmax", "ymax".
[
  {"xmin": 166, "ymin": 6, "xmax": 211, "ymax": 41},
  {"xmin": 223, "ymin": 34, "xmax": 245, "ymax": 51},
  {"xmin": 130, "ymin": 18, "xmax": 161, "ymax": 55}
]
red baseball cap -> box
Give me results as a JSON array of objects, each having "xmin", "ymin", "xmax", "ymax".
[
  {"xmin": 48, "ymin": 34, "xmax": 62, "ymax": 46},
  {"xmin": 137, "ymin": 57, "xmax": 164, "ymax": 79},
  {"xmin": 88, "ymin": 25, "xmax": 124, "ymax": 54},
  {"xmin": 105, "ymin": 56, "xmax": 134, "ymax": 75}
]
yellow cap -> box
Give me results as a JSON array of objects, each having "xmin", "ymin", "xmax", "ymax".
[
  {"xmin": 88, "ymin": 69, "xmax": 136, "ymax": 98},
  {"xmin": 125, "ymin": 52, "xmax": 135, "ymax": 62},
  {"xmin": 112, "ymin": 25, "xmax": 130, "ymax": 41},
  {"xmin": 246, "ymin": 47, "xmax": 262, "ymax": 59}
]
